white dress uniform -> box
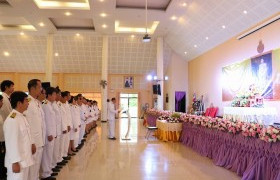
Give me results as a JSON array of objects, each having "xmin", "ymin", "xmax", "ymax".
[
  {"xmin": 24, "ymin": 95, "xmax": 46, "ymax": 180},
  {"xmin": 72, "ymin": 105, "xmax": 81, "ymax": 147},
  {"xmin": 78, "ymin": 104, "xmax": 87, "ymax": 144},
  {"xmin": 93, "ymin": 105, "xmax": 100, "ymax": 121},
  {"xmin": 108, "ymin": 102, "xmax": 118, "ymax": 138},
  {"xmin": 4, "ymin": 110, "xmax": 34, "ymax": 180},
  {"xmin": 87, "ymin": 105, "xmax": 94, "ymax": 124},
  {"xmin": 62, "ymin": 102, "xmax": 72, "ymax": 157},
  {"xmin": 0, "ymin": 92, "xmax": 12, "ymax": 120},
  {"xmin": 55, "ymin": 102, "xmax": 67, "ymax": 160},
  {"xmin": 69, "ymin": 104, "xmax": 79, "ymax": 141},
  {"xmin": 52, "ymin": 101, "xmax": 65, "ymax": 166},
  {"xmin": 41, "ymin": 100, "xmax": 56, "ymax": 178}
]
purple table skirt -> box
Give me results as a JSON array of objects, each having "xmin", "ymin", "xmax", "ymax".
[
  {"xmin": 180, "ymin": 122, "xmax": 280, "ymax": 180},
  {"xmin": 147, "ymin": 115, "xmax": 158, "ymax": 127}
]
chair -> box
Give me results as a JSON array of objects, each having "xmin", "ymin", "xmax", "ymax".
[
  {"xmin": 145, "ymin": 117, "xmax": 158, "ymax": 140},
  {"xmin": 209, "ymin": 107, "xmax": 218, "ymax": 118}
]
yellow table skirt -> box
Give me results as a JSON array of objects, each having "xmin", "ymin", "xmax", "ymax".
[{"xmin": 155, "ymin": 128, "xmax": 181, "ymax": 142}]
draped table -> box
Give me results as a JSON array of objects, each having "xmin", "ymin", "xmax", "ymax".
[
  {"xmin": 156, "ymin": 120, "xmax": 182, "ymax": 142},
  {"xmin": 180, "ymin": 122, "xmax": 280, "ymax": 180},
  {"xmin": 223, "ymin": 107, "xmax": 278, "ymax": 125}
]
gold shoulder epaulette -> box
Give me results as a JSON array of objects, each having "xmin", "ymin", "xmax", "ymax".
[
  {"xmin": 27, "ymin": 97, "xmax": 32, "ymax": 102},
  {"xmin": 10, "ymin": 112, "xmax": 16, "ymax": 118},
  {"xmin": 44, "ymin": 100, "xmax": 48, "ymax": 104}
]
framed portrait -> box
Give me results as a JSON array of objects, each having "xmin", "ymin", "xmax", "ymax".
[{"xmin": 124, "ymin": 76, "xmax": 133, "ymax": 89}]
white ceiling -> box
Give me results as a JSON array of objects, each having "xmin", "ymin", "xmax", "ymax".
[{"xmin": 0, "ymin": 0, "xmax": 279, "ymax": 74}]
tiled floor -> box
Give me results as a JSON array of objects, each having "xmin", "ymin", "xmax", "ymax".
[{"xmin": 56, "ymin": 118, "xmax": 240, "ymax": 180}]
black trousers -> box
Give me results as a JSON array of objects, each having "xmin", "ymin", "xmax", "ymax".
[{"xmin": 0, "ymin": 141, "xmax": 7, "ymax": 179}]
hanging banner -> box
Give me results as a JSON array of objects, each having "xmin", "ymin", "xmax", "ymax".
[{"xmin": 222, "ymin": 48, "xmax": 280, "ymax": 101}]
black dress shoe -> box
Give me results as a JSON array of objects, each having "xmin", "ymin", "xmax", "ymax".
[
  {"xmin": 51, "ymin": 172, "xmax": 58, "ymax": 176},
  {"xmin": 68, "ymin": 153, "xmax": 76, "ymax": 156},
  {"xmin": 57, "ymin": 162, "xmax": 66, "ymax": 166},
  {"xmin": 41, "ymin": 176, "xmax": 56, "ymax": 180},
  {"xmin": 63, "ymin": 156, "xmax": 71, "ymax": 160},
  {"xmin": 55, "ymin": 165, "xmax": 63, "ymax": 169},
  {"xmin": 52, "ymin": 168, "xmax": 60, "ymax": 172}
]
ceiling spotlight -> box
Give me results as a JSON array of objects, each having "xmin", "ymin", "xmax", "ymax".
[
  {"xmin": 65, "ymin": 12, "xmax": 72, "ymax": 16},
  {"xmin": 131, "ymin": 35, "xmax": 135, "ymax": 38},
  {"xmin": 164, "ymin": 76, "xmax": 169, "ymax": 80},
  {"xmin": 143, "ymin": 34, "xmax": 151, "ymax": 43},
  {"xmin": 3, "ymin": 51, "xmax": 10, "ymax": 57},
  {"xmin": 54, "ymin": 53, "xmax": 59, "ymax": 57},
  {"xmin": 153, "ymin": 76, "xmax": 158, "ymax": 80},
  {"xmin": 102, "ymin": 24, "xmax": 107, "ymax": 28},
  {"xmin": 222, "ymin": 25, "xmax": 226, "ymax": 29},
  {"xmin": 39, "ymin": 22, "xmax": 45, "ymax": 27},
  {"xmin": 171, "ymin": 16, "xmax": 177, "ymax": 20},
  {"xmin": 20, "ymin": 32, "xmax": 25, "ymax": 36},
  {"xmin": 100, "ymin": 13, "xmax": 107, "ymax": 17},
  {"xmin": 194, "ymin": 45, "xmax": 197, "ymax": 48},
  {"xmin": 99, "ymin": 0, "xmax": 104, "ymax": 2},
  {"xmin": 182, "ymin": 3, "xmax": 187, "ymax": 7},
  {"xmin": 184, "ymin": 51, "xmax": 187, "ymax": 54},
  {"xmin": 243, "ymin": 10, "xmax": 248, "ymax": 14},
  {"xmin": 147, "ymin": 75, "xmax": 152, "ymax": 81},
  {"xmin": 205, "ymin": 37, "xmax": 209, "ymax": 40},
  {"xmin": 76, "ymin": 33, "xmax": 80, "ymax": 37}
]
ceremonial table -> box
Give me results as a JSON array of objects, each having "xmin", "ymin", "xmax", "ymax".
[
  {"xmin": 180, "ymin": 122, "xmax": 280, "ymax": 180},
  {"xmin": 223, "ymin": 107, "xmax": 278, "ymax": 125},
  {"xmin": 156, "ymin": 120, "xmax": 182, "ymax": 142}
]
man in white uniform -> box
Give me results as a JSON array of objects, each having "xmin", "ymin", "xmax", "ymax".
[
  {"xmin": 77, "ymin": 94, "xmax": 87, "ymax": 146},
  {"xmin": 0, "ymin": 80, "xmax": 14, "ymax": 179},
  {"xmin": 60, "ymin": 91, "xmax": 73, "ymax": 157},
  {"xmin": 24, "ymin": 79, "xmax": 46, "ymax": 180},
  {"xmin": 108, "ymin": 98, "xmax": 120, "ymax": 140},
  {"xmin": 4, "ymin": 91, "xmax": 34, "ymax": 180},
  {"xmin": 68, "ymin": 96, "xmax": 80, "ymax": 152},
  {"xmin": 41, "ymin": 87, "xmax": 57, "ymax": 180}
]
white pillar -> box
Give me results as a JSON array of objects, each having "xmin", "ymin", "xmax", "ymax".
[
  {"xmin": 157, "ymin": 37, "xmax": 164, "ymax": 110},
  {"xmin": 101, "ymin": 36, "xmax": 109, "ymax": 121},
  {"xmin": 45, "ymin": 34, "xmax": 53, "ymax": 83}
]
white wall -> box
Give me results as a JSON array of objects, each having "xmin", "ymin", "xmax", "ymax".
[
  {"xmin": 188, "ymin": 20, "xmax": 280, "ymax": 116},
  {"xmin": 165, "ymin": 52, "xmax": 188, "ymax": 111}
]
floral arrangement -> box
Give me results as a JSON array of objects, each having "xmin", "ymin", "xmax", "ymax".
[
  {"xmin": 146, "ymin": 109, "xmax": 280, "ymax": 143},
  {"xmin": 231, "ymin": 85, "xmax": 262, "ymax": 107}
]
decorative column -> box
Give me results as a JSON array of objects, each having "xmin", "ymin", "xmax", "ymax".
[
  {"xmin": 101, "ymin": 36, "xmax": 109, "ymax": 122},
  {"xmin": 157, "ymin": 37, "xmax": 164, "ymax": 110},
  {"xmin": 45, "ymin": 34, "xmax": 54, "ymax": 83}
]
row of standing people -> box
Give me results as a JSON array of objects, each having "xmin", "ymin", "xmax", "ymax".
[{"xmin": 0, "ymin": 79, "xmax": 99, "ymax": 180}]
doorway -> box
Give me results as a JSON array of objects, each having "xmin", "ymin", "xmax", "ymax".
[{"xmin": 120, "ymin": 93, "xmax": 138, "ymax": 118}]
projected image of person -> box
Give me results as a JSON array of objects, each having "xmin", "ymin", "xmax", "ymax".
[{"xmin": 251, "ymin": 53, "xmax": 273, "ymax": 99}]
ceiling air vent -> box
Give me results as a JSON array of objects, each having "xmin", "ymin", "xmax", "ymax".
[
  {"xmin": 237, "ymin": 14, "xmax": 280, "ymax": 40},
  {"xmin": 0, "ymin": 0, "xmax": 11, "ymax": 6}
]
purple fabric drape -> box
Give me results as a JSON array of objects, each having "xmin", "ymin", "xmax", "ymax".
[
  {"xmin": 147, "ymin": 114, "xmax": 157, "ymax": 127},
  {"xmin": 175, "ymin": 91, "xmax": 186, "ymax": 112},
  {"xmin": 180, "ymin": 122, "xmax": 280, "ymax": 180}
]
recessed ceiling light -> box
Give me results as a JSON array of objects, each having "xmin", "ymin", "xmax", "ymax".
[
  {"xmin": 131, "ymin": 35, "xmax": 135, "ymax": 38},
  {"xmin": 102, "ymin": 24, "xmax": 107, "ymax": 28},
  {"xmin": 3, "ymin": 51, "xmax": 10, "ymax": 57},
  {"xmin": 182, "ymin": 3, "xmax": 187, "ymax": 7},
  {"xmin": 20, "ymin": 32, "xmax": 25, "ymax": 36},
  {"xmin": 243, "ymin": 10, "xmax": 247, "ymax": 14},
  {"xmin": 222, "ymin": 25, "xmax": 226, "ymax": 29},
  {"xmin": 184, "ymin": 51, "xmax": 187, "ymax": 54},
  {"xmin": 54, "ymin": 53, "xmax": 59, "ymax": 57},
  {"xmin": 205, "ymin": 37, "xmax": 209, "ymax": 40},
  {"xmin": 171, "ymin": 16, "xmax": 177, "ymax": 20},
  {"xmin": 100, "ymin": 13, "xmax": 107, "ymax": 17},
  {"xmin": 39, "ymin": 22, "xmax": 45, "ymax": 27},
  {"xmin": 194, "ymin": 45, "xmax": 197, "ymax": 48},
  {"xmin": 76, "ymin": 33, "xmax": 80, "ymax": 37},
  {"xmin": 65, "ymin": 12, "xmax": 72, "ymax": 16}
]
